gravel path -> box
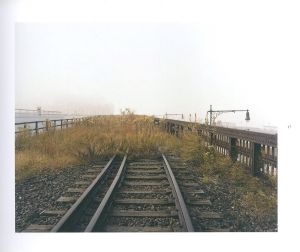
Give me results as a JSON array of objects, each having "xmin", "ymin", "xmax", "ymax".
[{"xmin": 15, "ymin": 164, "xmax": 88, "ymax": 232}]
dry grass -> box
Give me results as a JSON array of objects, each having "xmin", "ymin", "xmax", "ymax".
[
  {"xmin": 15, "ymin": 114, "xmax": 179, "ymax": 182},
  {"xmin": 173, "ymin": 130, "xmax": 277, "ymax": 221},
  {"xmin": 15, "ymin": 115, "xmax": 277, "ymax": 221}
]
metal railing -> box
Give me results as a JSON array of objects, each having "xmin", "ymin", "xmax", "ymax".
[{"xmin": 15, "ymin": 118, "xmax": 84, "ymax": 135}]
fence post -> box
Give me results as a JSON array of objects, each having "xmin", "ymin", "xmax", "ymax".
[
  {"xmin": 271, "ymin": 147, "xmax": 275, "ymax": 176},
  {"xmin": 229, "ymin": 137, "xmax": 238, "ymax": 162},
  {"xmin": 35, "ymin": 121, "xmax": 38, "ymax": 135},
  {"xmin": 250, "ymin": 142, "xmax": 262, "ymax": 176},
  {"xmin": 61, "ymin": 119, "xmax": 63, "ymax": 129},
  {"xmin": 45, "ymin": 120, "xmax": 49, "ymax": 131}
]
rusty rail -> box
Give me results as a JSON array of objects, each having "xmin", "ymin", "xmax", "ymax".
[
  {"xmin": 86, "ymin": 152, "xmax": 194, "ymax": 232},
  {"xmin": 162, "ymin": 154, "xmax": 194, "ymax": 231},
  {"xmin": 51, "ymin": 154, "xmax": 117, "ymax": 232},
  {"xmin": 85, "ymin": 153, "xmax": 128, "ymax": 232}
]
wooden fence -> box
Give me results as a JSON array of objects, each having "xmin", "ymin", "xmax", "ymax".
[{"xmin": 158, "ymin": 118, "xmax": 277, "ymax": 177}]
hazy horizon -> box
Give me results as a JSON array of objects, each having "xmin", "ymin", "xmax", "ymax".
[{"xmin": 16, "ymin": 23, "xmax": 284, "ymax": 128}]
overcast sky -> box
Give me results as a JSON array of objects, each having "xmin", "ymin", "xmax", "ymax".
[{"xmin": 14, "ymin": 1, "xmax": 300, "ymax": 129}]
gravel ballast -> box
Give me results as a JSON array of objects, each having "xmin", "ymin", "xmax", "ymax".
[
  {"xmin": 15, "ymin": 155, "xmax": 277, "ymax": 232},
  {"xmin": 183, "ymin": 162, "xmax": 277, "ymax": 231},
  {"xmin": 15, "ymin": 164, "xmax": 89, "ymax": 232}
]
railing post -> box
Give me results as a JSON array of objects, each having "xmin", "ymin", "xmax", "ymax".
[
  {"xmin": 266, "ymin": 146, "xmax": 270, "ymax": 175},
  {"xmin": 45, "ymin": 120, "xmax": 49, "ymax": 131},
  {"xmin": 271, "ymin": 147, "xmax": 275, "ymax": 176},
  {"xmin": 210, "ymin": 132, "xmax": 213, "ymax": 145},
  {"xmin": 61, "ymin": 119, "xmax": 63, "ymax": 129},
  {"xmin": 66, "ymin": 119, "xmax": 68, "ymax": 128},
  {"xmin": 229, "ymin": 137, "xmax": 237, "ymax": 162},
  {"xmin": 35, "ymin": 121, "xmax": 38, "ymax": 135},
  {"xmin": 251, "ymin": 142, "xmax": 262, "ymax": 176}
]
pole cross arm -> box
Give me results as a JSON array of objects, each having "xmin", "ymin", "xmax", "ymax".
[{"xmin": 207, "ymin": 105, "xmax": 250, "ymax": 125}]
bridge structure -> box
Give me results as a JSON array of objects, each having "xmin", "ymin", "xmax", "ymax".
[{"xmin": 159, "ymin": 118, "xmax": 278, "ymax": 177}]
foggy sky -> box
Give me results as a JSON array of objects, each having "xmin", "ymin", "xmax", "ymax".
[{"xmin": 15, "ymin": 4, "xmax": 300, "ymax": 128}]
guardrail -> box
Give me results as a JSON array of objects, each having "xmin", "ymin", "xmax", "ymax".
[
  {"xmin": 15, "ymin": 118, "xmax": 84, "ymax": 135},
  {"xmin": 157, "ymin": 118, "xmax": 278, "ymax": 177}
]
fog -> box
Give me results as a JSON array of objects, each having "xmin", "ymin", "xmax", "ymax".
[{"xmin": 15, "ymin": 5, "xmax": 300, "ymax": 129}]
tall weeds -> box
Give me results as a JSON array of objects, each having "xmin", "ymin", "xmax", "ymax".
[
  {"xmin": 174, "ymin": 130, "xmax": 277, "ymax": 222},
  {"xmin": 15, "ymin": 115, "xmax": 277, "ymax": 223},
  {"xmin": 15, "ymin": 115, "xmax": 179, "ymax": 181}
]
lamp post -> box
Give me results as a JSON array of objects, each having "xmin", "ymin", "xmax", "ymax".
[
  {"xmin": 206, "ymin": 105, "xmax": 250, "ymax": 145},
  {"xmin": 207, "ymin": 105, "xmax": 250, "ymax": 126}
]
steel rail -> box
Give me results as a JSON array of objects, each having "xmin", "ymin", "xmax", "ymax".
[
  {"xmin": 51, "ymin": 154, "xmax": 117, "ymax": 232},
  {"xmin": 85, "ymin": 153, "xmax": 128, "ymax": 232},
  {"xmin": 162, "ymin": 153, "xmax": 194, "ymax": 232}
]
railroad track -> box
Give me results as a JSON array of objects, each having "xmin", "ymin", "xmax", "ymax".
[
  {"xmin": 86, "ymin": 154, "xmax": 193, "ymax": 232},
  {"xmin": 24, "ymin": 152, "xmax": 195, "ymax": 232},
  {"xmin": 24, "ymin": 151, "xmax": 228, "ymax": 232},
  {"xmin": 165, "ymin": 153, "xmax": 230, "ymax": 231},
  {"xmin": 24, "ymin": 156, "xmax": 121, "ymax": 232}
]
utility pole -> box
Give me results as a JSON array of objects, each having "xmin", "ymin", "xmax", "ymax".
[{"xmin": 207, "ymin": 105, "xmax": 250, "ymax": 126}]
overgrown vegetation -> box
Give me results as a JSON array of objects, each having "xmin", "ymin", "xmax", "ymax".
[
  {"xmin": 15, "ymin": 113, "xmax": 277, "ymax": 229},
  {"xmin": 15, "ymin": 113, "xmax": 179, "ymax": 181},
  {"xmin": 172, "ymin": 131, "xmax": 277, "ymax": 227}
]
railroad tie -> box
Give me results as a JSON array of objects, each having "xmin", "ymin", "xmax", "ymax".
[
  {"xmin": 56, "ymin": 196, "xmax": 77, "ymax": 203},
  {"xmin": 125, "ymin": 175, "xmax": 167, "ymax": 180},
  {"xmin": 23, "ymin": 224, "xmax": 53, "ymax": 232},
  {"xmin": 67, "ymin": 187, "xmax": 86, "ymax": 193},
  {"xmin": 178, "ymin": 182, "xmax": 200, "ymax": 187},
  {"xmin": 109, "ymin": 210, "xmax": 177, "ymax": 217},
  {"xmin": 186, "ymin": 199, "xmax": 212, "ymax": 206},
  {"xmin": 75, "ymin": 181, "xmax": 90, "ymax": 185},
  {"xmin": 198, "ymin": 211, "xmax": 222, "ymax": 219},
  {"xmin": 82, "ymin": 174, "xmax": 96, "ymax": 179},
  {"xmin": 114, "ymin": 198, "xmax": 174, "ymax": 205},
  {"xmin": 206, "ymin": 227, "xmax": 231, "ymax": 232},
  {"xmin": 40, "ymin": 210, "xmax": 66, "ymax": 216},
  {"xmin": 123, "ymin": 181, "xmax": 169, "ymax": 186},
  {"xmin": 86, "ymin": 169, "xmax": 101, "ymax": 173},
  {"xmin": 127, "ymin": 169, "xmax": 165, "ymax": 174},
  {"xmin": 117, "ymin": 189, "xmax": 172, "ymax": 194},
  {"xmin": 103, "ymin": 225, "xmax": 173, "ymax": 232},
  {"xmin": 183, "ymin": 189, "xmax": 205, "ymax": 195}
]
